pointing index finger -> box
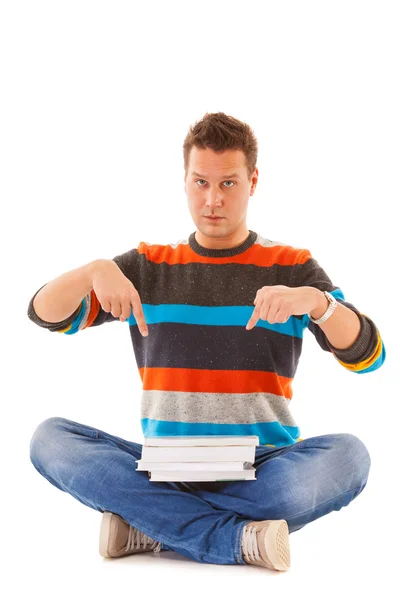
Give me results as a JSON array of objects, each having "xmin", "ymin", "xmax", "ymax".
[{"xmin": 246, "ymin": 306, "xmax": 260, "ymax": 330}]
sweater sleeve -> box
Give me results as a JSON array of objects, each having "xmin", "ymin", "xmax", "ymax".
[
  {"xmin": 291, "ymin": 248, "xmax": 386, "ymax": 374},
  {"xmin": 27, "ymin": 247, "xmax": 141, "ymax": 334}
]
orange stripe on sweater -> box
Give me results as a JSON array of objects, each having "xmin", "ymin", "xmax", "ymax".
[
  {"xmin": 138, "ymin": 367, "xmax": 294, "ymax": 399},
  {"xmin": 137, "ymin": 241, "xmax": 311, "ymax": 268}
]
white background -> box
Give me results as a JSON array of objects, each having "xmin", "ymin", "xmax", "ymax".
[{"xmin": 1, "ymin": 0, "xmax": 398, "ymax": 597}]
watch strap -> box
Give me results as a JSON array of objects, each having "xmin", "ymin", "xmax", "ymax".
[{"xmin": 309, "ymin": 291, "xmax": 338, "ymax": 324}]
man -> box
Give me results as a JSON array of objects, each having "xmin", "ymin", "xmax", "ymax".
[{"xmin": 27, "ymin": 112, "xmax": 385, "ymax": 572}]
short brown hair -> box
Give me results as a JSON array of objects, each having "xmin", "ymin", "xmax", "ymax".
[{"xmin": 183, "ymin": 112, "xmax": 258, "ymax": 181}]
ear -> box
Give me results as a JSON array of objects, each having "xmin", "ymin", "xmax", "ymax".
[{"xmin": 250, "ymin": 171, "xmax": 258, "ymax": 195}]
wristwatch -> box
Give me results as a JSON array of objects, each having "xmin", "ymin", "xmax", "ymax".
[{"xmin": 308, "ymin": 291, "xmax": 338, "ymax": 324}]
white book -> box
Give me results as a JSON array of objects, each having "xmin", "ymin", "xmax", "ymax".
[
  {"xmin": 149, "ymin": 466, "xmax": 256, "ymax": 482},
  {"xmin": 144, "ymin": 435, "xmax": 259, "ymax": 447},
  {"xmin": 141, "ymin": 445, "xmax": 256, "ymax": 463},
  {"xmin": 136, "ymin": 460, "xmax": 252, "ymax": 472}
]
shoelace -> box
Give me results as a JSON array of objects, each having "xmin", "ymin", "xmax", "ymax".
[
  {"xmin": 125, "ymin": 525, "xmax": 162, "ymax": 553},
  {"xmin": 241, "ymin": 524, "xmax": 261, "ymax": 562}
]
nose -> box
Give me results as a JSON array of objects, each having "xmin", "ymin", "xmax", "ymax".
[{"xmin": 205, "ymin": 190, "xmax": 223, "ymax": 208}]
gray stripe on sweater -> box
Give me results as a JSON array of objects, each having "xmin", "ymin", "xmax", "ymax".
[{"xmin": 141, "ymin": 390, "xmax": 297, "ymax": 426}]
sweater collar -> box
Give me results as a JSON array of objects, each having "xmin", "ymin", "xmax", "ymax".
[{"xmin": 189, "ymin": 230, "xmax": 257, "ymax": 257}]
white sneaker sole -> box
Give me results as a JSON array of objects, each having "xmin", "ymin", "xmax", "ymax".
[
  {"xmin": 264, "ymin": 520, "xmax": 290, "ymax": 571},
  {"xmin": 99, "ymin": 511, "xmax": 113, "ymax": 558}
]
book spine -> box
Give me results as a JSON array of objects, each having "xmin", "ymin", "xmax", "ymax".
[
  {"xmin": 149, "ymin": 470, "xmax": 256, "ymax": 482},
  {"xmin": 141, "ymin": 445, "xmax": 256, "ymax": 462},
  {"xmin": 136, "ymin": 460, "xmax": 248, "ymax": 471}
]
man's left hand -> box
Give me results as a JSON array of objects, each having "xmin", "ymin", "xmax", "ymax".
[{"xmin": 246, "ymin": 285, "xmax": 320, "ymax": 329}]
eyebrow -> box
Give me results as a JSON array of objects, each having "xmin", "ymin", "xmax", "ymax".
[{"xmin": 191, "ymin": 171, "xmax": 240, "ymax": 179}]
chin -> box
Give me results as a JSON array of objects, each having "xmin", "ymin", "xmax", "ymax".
[{"xmin": 200, "ymin": 224, "xmax": 227, "ymax": 234}]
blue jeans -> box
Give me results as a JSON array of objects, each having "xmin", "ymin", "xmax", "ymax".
[{"xmin": 29, "ymin": 416, "xmax": 371, "ymax": 565}]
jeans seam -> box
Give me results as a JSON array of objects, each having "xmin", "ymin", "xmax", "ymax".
[
  {"xmin": 235, "ymin": 520, "xmax": 253, "ymax": 564},
  {"xmin": 234, "ymin": 520, "xmax": 241, "ymax": 563}
]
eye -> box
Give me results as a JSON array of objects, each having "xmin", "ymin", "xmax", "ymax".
[{"xmin": 195, "ymin": 179, "xmax": 235, "ymax": 188}]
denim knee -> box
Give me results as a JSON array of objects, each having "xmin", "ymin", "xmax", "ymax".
[
  {"xmin": 29, "ymin": 416, "xmax": 66, "ymax": 470},
  {"xmin": 337, "ymin": 433, "xmax": 371, "ymax": 487}
]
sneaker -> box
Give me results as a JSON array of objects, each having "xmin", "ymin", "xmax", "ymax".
[
  {"xmin": 99, "ymin": 511, "xmax": 162, "ymax": 558},
  {"xmin": 241, "ymin": 519, "xmax": 290, "ymax": 571}
]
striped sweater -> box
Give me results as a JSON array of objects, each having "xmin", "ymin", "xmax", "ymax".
[{"xmin": 27, "ymin": 230, "xmax": 386, "ymax": 447}]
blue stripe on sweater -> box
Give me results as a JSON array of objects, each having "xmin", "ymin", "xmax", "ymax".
[
  {"xmin": 129, "ymin": 304, "xmax": 305, "ymax": 337},
  {"xmin": 141, "ymin": 418, "xmax": 300, "ymax": 447},
  {"xmin": 64, "ymin": 300, "xmax": 86, "ymax": 335}
]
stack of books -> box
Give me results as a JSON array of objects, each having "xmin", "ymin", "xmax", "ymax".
[{"xmin": 135, "ymin": 435, "xmax": 259, "ymax": 482}]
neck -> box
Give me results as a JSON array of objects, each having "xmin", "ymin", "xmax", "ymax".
[{"xmin": 195, "ymin": 227, "xmax": 250, "ymax": 250}]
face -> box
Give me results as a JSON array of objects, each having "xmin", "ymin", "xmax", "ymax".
[{"xmin": 184, "ymin": 147, "xmax": 258, "ymax": 249}]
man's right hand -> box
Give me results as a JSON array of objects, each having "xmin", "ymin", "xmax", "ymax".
[{"xmin": 91, "ymin": 259, "xmax": 148, "ymax": 336}]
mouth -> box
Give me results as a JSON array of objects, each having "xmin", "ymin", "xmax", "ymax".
[{"xmin": 205, "ymin": 216, "xmax": 224, "ymax": 221}]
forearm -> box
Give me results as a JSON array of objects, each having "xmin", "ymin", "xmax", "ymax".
[
  {"xmin": 32, "ymin": 259, "xmax": 106, "ymax": 323},
  {"xmin": 309, "ymin": 288, "xmax": 361, "ymax": 350}
]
